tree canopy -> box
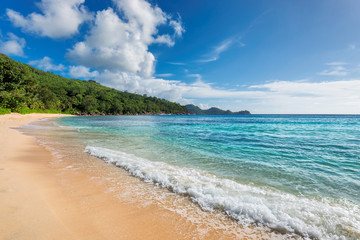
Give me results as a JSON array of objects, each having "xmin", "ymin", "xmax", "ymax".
[{"xmin": 0, "ymin": 53, "xmax": 188, "ymax": 115}]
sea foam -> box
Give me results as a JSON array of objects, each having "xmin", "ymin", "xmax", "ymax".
[{"xmin": 85, "ymin": 146, "xmax": 360, "ymax": 240}]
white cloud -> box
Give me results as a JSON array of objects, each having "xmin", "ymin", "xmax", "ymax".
[
  {"xmin": 199, "ymin": 39, "xmax": 233, "ymax": 63},
  {"xmin": 97, "ymin": 71, "xmax": 188, "ymax": 103},
  {"xmin": 94, "ymin": 71, "xmax": 252, "ymax": 105},
  {"xmin": 169, "ymin": 62, "xmax": 186, "ymax": 65},
  {"xmin": 0, "ymin": 33, "xmax": 26, "ymax": 57},
  {"xmin": 68, "ymin": 65, "xmax": 99, "ymax": 79},
  {"xmin": 170, "ymin": 18, "xmax": 185, "ymax": 37},
  {"xmin": 67, "ymin": 8, "xmax": 154, "ymax": 77},
  {"xmin": 155, "ymin": 73, "xmax": 174, "ymax": 77},
  {"xmin": 246, "ymin": 80, "xmax": 360, "ymax": 114},
  {"xmin": 7, "ymin": 0, "xmax": 91, "ymax": 38},
  {"xmin": 113, "ymin": 0, "xmax": 167, "ymax": 42},
  {"xmin": 318, "ymin": 66, "xmax": 348, "ymax": 76},
  {"xmin": 67, "ymin": 0, "xmax": 184, "ymax": 78},
  {"xmin": 198, "ymin": 37, "xmax": 244, "ymax": 63},
  {"xmin": 187, "ymin": 73, "xmax": 202, "ymax": 81},
  {"xmin": 29, "ymin": 56, "xmax": 66, "ymax": 71},
  {"xmin": 96, "ymin": 70, "xmax": 360, "ymax": 114},
  {"xmin": 198, "ymin": 103, "xmax": 210, "ymax": 110},
  {"xmin": 153, "ymin": 34, "xmax": 174, "ymax": 47}
]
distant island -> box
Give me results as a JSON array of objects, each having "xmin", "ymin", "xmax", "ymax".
[{"xmin": 186, "ymin": 104, "xmax": 250, "ymax": 115}]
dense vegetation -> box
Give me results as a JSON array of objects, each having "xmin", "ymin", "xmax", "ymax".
[
  {"xmin": 185, "ymin": 104, "xmax": 250, "ymax": 115},
  {"xmin": 0, "ymin": 53, "xmax": 188, "ymax": 115}
]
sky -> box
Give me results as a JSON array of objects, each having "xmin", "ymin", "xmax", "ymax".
[{"xmin": 1, "ymin": 0, "xmax": 360, "ymax": 114}]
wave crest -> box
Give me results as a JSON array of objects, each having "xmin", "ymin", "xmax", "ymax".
[{"xmin": 85, "ymin": 146, "xmax": 360, "ymax": 240}]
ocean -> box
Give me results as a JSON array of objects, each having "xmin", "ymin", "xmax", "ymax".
[{"xmin": 24, "ymin": 115, "xmax": 360, "ymax": 239}]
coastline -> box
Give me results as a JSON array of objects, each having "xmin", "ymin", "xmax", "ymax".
[
  {"xmin": 0, "ymin": 113, "xmax": 269, "ymax": 239},
  {"xmin": 0, "ymin": 113, "xmax": 75, "ymax": 239}
]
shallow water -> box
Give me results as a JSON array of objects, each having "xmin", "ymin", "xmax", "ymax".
[{"xmin": 24, "ymin": 115, "xmax": 360, "ymax": 239}]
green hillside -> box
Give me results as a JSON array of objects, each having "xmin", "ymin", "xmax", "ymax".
[
  {"xmin": 185, "ymin": 104, "xmax": 250, "ymax": 115},
  {"xmin": 184, "ymin": 104, "xmax": 204, "ymax": 115},
  {"xmin": 0, "ymin": 53, "xmax": 188, "ymax": 115}
]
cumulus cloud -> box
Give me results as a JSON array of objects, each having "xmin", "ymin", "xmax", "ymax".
[
  {"xmin": 153, "ymin": 34, "xmax": 175, "ymax": 47},
  {"xmin": 97, "ymin": 71, "xmax": 187, "ymax": 102},
  {"xmin": 67, "ymin": 8, "xmax": 154, "ymax": 77},
  {"xmin": 29, "ymin": 56, "xmax": 66, "ymax": 71},
  {"xmin": 96, "ymin": 71, "xmax": 256, "ymax": 103},
  {"xmin": 7, "ymin": 0, "xmax": 91, "ymax": 38},
  {"xmin": 0, "ymin": 33, "xmax": 26, "ymax": 57},
  {"xmin": 68, "ymin": 65, "xmax": 99, "ymax": 79},
  {"xmin": 67, "ymin": 0, "xmax": 184, "ymax": 78}
]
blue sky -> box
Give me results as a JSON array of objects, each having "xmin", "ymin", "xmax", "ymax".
[{"xmin": 1, "ymin": 0, "xmax": 360, "ymax": 113}]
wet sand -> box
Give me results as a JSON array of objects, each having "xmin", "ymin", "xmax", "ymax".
[{"xmin": 0, "ymin": 113, "xmax": 276, "ymax": 240}]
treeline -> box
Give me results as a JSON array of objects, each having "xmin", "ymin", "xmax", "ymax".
[{"xmin": 0, "ymin": 53, "xmax": 188, "ymax": 115}]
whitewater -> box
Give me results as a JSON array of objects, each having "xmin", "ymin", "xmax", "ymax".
[{"xmin": 55, "ymin": 115, "xmax": 360, "ymax": 239}]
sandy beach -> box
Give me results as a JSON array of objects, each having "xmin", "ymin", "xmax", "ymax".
[{"xmin": 0, "ymin": 113, "xmax": 264, "ymax": 240}]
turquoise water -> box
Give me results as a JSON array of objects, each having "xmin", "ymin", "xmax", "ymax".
[{"xmin": 59, "ymin": 115, "xmax": 360, "ymax": 239}]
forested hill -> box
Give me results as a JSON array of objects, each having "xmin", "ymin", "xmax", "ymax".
[
  {"xmin": 185, "ymin": 104, "xmax": 250, "ymax": 115},
  {"xmin": 0, "ymin": 53, "xmax": 188, "ymax": 115}
]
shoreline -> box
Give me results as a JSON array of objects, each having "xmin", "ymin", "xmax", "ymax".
[
  {"xmin": 0, "ymin": 113, "xmax": 266, "ymax": 239},
  {"xmin": 0, "ymin": 113, "xmax": 75, "ymax": 239}
]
